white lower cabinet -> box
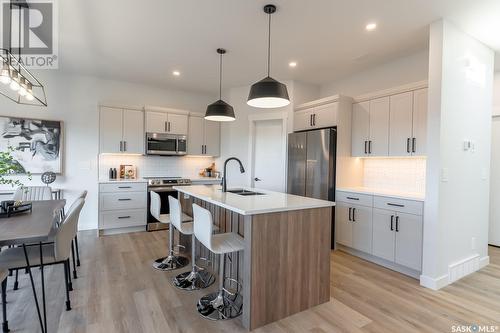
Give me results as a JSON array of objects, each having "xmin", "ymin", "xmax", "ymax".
[
  {"xmin": 336, "ymin": 190, "xmax": 423, "ymax": 275},
  {"xmin": 98, "ymin": 182, "xmax": 147, "ymax": 233}
]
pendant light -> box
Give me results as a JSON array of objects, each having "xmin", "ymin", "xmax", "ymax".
[
  {"xmin": 205, "ymin": 48, "xmax": 235, "ymax": 122},
  {"xmin": 247, "ymin": 4, "xmax": 290, "ymax": 109}
]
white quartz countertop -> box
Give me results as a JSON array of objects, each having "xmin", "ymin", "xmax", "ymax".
[
  {"xmin": 189, "ymin": 177, "xmax": 222, "ymax": 184},
  {"xmin": 174, "ymin": 185, "xmax": 335, "ymax": 215},
  {"xmin": 98, "ymin": 178, "xmax": 147, "ymax": 184},
  {"xmin": 337, "ymin": 187, "xmax": 425, "ymax": 201}
]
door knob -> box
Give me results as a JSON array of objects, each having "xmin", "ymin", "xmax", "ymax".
[{"xmin": 254, "ymin": 177, "xmax": 261, "ymax": 181}]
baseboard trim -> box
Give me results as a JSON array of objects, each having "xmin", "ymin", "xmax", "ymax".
[
  {"xmin": 337, "ymin": 245, "xmax": 421, "ymax": 279},
  {"xmin": 419, "ymin": 274, "xmax": 449, "ymax": 290},
  {"xmin": 99, "ymin": 225, "xmax": 146, "ymax": 236},
  {"xmin": 479, "ymin": 255, "xmax": 490, "ymax": 269}
]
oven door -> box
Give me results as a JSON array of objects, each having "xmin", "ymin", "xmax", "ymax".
[
  {"xmin": 177, "ymin": 136, "xmax": 187, "ymax": 155},
  {"xmin": 146, "ymin": 133, "xmax": 177, "ymax": 155},
  {"xmin": 147, "ymin": 187, "xmax": 178, "ymax": 230}
]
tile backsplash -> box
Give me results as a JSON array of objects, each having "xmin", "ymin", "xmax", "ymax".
[
  {"xmin": 98, "ymin": 154, "xmax": 216, "ymax": 180},
  {"xmin": 363, "ymin": 157, "xmax": 426, "ymax": 194}
]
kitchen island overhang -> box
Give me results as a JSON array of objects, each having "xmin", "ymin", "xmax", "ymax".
[{"xmin": 173, "ymin": 185, "xmax": 335, "ymax": 330}]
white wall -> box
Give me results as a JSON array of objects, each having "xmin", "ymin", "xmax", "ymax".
[
  {"xmin": 0, "ymin": 70, "xmax": 214, "ymax": 230},
  {"xmin": 320, "ymin": 50, "xmax": 429, "ymax": 97},
  {"xmin": 421, "ymin": 20, "xmax": 494, "ymax": 289}
]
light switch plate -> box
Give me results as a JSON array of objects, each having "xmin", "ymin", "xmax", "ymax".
[{"xmin": 441, "ymin": 168, "xmax": 449, "ymax": 182}]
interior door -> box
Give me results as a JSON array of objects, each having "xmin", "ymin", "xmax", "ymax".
[
  {"xmin": 412, "ymin": 88, "xmax": 428, "ymax": 155},
  {"xmin": 99, "ymin": 107, "xmax": 123, "ymax": 153},
  {"xmin": 146, "ymin": 111, "xmax": 167, "ymax": 133},
  {"xmin": 122, "ymin": 109, "xmax": 144, "ymax": 154},
  {"xmin": 204, "ymin": 119, "xmax": 220, "ymax": 157},
  {"xmin": 305, "ymin": 129, "xmax": 330, "ymax": 200},
  {"xmin": 335, "ymin": 202, "xmax": 352, "ymax": 247},
  {"xmin": 372, "ymin": 208, "xmax": 395, "ymax": 262},
  {"xmin": 351, "ymin": 101, "xmax": 370, "ymax": 156},
  {"xmin": 394, "ymin": 212, "xmax": 423, "ymax": 271},
  {"xmin": 167, "ymin": 113, "xmax": 188, "ymax": 135},
  {"xmin": 252, "ymin": 119, "xmax": 285, "ymax": 191},
  {"xmin": 369, "ymin": 97, "xmax": 390, "ymax": 156},
  {"xmin": 287, "ymin": 132, "xmax": 306, "ymax": 196},
  {"xmin": 351, "ymin": 204, "xmax": 373, "ymax": 254},
  {"xmin": 187, "ymin": 116, "xmax": 204, "ymax": 155},
  {"xmin": 389, "ymin": 92, "xmax": 413, "ymax": 156}
]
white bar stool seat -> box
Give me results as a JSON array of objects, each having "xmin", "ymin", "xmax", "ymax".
[
  {"xmin": 150, "ymin": 192, "xmax": 191, "ymax": 271},
  {"xmin": 191, "ymin": 203, "xmax": 244, "ymax": 321},
  {"xmin": 172, "ymin": 197, "xmax": 216, "ymax": 291}
]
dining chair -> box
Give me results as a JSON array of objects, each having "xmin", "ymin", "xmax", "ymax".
[
  {"xmin": 13, "ymin": 186, "xmax": 53, "ymax": 201},
  {"xmin": 1, "ymin": 269, "xmax": 7, "ymax": 333},
  {"xmin": 72, "ymin": 191, "xmax": 87, "ymax": 268},
  {"xmin": 0, "ymin": 198, "xmax": 85, "ymax": 333}
]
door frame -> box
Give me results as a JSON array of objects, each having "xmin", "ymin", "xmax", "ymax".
[{"xmin": 247, "ymin": 111, "xmax": 288, "ymax": 190}]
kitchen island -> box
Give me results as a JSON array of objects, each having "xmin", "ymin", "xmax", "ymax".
[{"xmin": 173, "ymin": 184, "xmax": 335, "ymax": 330}]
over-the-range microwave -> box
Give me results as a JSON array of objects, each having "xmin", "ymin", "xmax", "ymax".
[{"xmin": 145, "ymin": 132, "xmax": 187, "ymax": 156}]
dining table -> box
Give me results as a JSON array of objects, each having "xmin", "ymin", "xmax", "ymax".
[{"xmin": 0, "ymin": 199, "xmax": 66, "ymax": 333}]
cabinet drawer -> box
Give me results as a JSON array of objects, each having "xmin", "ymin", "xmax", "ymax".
[
  {"xmin": 336, "ymin": 191, "xmax": 373, "ymax": 207},
  {"xmin": 100, "ymin": 209, "xmax": 146, "ymax": 229},
  {"xmin": 100, "ymin": 192, "xmax": 146, "ymax": 210},
  {"xmin": 99, "ymin": 182, "xmax": 147, "ymax": 193},
  {"xmin": 373, "ymin": 196, "xmax": 423, "ymax": 215}
]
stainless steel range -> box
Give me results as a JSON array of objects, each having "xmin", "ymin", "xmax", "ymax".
[{"xmin": 146, "ymin": 177, "xmax": 191, "ymax": 231}]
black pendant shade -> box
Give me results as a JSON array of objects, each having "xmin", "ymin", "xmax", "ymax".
[
  {"xmin": 205, "ymin": 48, "xmax": 235, "ymax": 122},
  {"xmin": 205, "ymin": 99, "xmax": 235, "ymax": 122},
  {"xmin": 247, "ymin": 76, "xmax": 290, "ymax": 108},
  {"xmin": 247, "ymin": 4, "xmax": 290, "ymax": 109}
]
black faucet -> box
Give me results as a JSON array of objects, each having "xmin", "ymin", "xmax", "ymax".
[{"xmin": 222, "ymin": 157, "xmax": 245, "ymax": 192}]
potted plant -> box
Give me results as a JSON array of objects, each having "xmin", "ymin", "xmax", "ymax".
[{"xmin": 0, "ymin": 146, "xmax": 31, "ymax": 188}]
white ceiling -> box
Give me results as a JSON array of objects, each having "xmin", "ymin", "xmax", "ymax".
[{"xmin": 57, "ymin": 0, "xmax": 500, "ymax": 94}]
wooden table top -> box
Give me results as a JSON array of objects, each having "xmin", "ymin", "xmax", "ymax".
[{"xmin": 0, "ymin": 200, "xmax": 66, "ymax": 245}]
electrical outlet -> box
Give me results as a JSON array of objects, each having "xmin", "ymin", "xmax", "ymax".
[{"xmin": 183, "ymin": 193, "xmax": 190, "ymax": 199}]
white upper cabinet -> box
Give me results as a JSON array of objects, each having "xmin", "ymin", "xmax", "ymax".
[
  {"xmin": 389, "ymin": 92, "xmax": 413, "ymax": 156},
  {"xmin": 368, "ymin": 97, "xmax": 390, "ymax": 156},
  {"xmin": 187, "ymin": 115, "xmax": 220, "ymax": 157},
  {"xmin": 99, "ymin": 107, "xmax": 144, "ymax": 154},
  {"xmin": 293, "ymin": 102, "xmax": 338, "ymax": 132},
  {"xmin": 352, "ymin": 85, "xmax": 428, "ymax": 157},
  {"xmin": 351, "ymin": 101, "xmax": 370, "ymax": 157},
  {"xmin": 412, "ymin": 88, "xmax": 428, "ymax": 156},
  {"xmin": 145, "ymin": 110, "xmax": 188, "ymax": 135}
]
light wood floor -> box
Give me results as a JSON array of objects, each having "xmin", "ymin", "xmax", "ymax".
[{"xmin": 2, "ymin": 230, "xmax": 500, "ymax": 332}]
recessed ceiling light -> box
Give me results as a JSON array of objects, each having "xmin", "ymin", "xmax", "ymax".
[
  {"xmin": 172, "ymin": 70, "xmax": 180, "ymax": 76},
  {"xmin": 365, "ymin": 22, "xmax": 377, "ymax": 31},
  {"xmin": 289, "ymin": 61, "xmax": 297, "ymax": 68}
]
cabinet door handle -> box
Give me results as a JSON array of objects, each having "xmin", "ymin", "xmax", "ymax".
[
  {"xmin": 364, "ymin": 141, "xmax": 368, "ymax": 154},
  {"xmin": 118, "ymin": 198, "xmax": 132, "ymax": 201},
  {"xmin": 412, "ymin": 138, "xmax": 416, "ymax": 153},
  {"xmin": 387, "ymin": 203, "xmax": 404, "ymax": 208},
  {"xmin": 118, "ymin": 216, "xmax": 131, "ymax": 219},
  {"xmin": 395, "ymin": 216, "xmax": 400, "ymax": 232},
  {"xmin": 352, "ymin": 208, "xmax": 356, "ymax": 222},
  {"xmin": 165, "ymin": 122, "xmax": 167, "ymax": 132},
  {"xmin": 406, "ymin": 138, "xmax": 410, "ymax": 153},
  {"xmin": 313, "ymin": 114, "xmax": 316, "ymax": 126},
  {"xmin": 169, "ymin": 122, "xmax": 171, "ymax": 132},
  {"xmin": 348, "ymin": 207, "xmax": 352, "ymax": 221},
  {"xmin": 123, "ymin": 141, "xmax": 127, "ymax": 151},
  {"xmin": 119, "ymin": 141, "xmax": 123, "ymax": 152},
  {"xmin": 309, "ymin": 114, "xmax": 313, "ymax": 126},
  {"xmin": 368, "ymin": 140, "xmax": 372, "ymax": 154},
  {"xmin": 390, "ymin": 215, "xmax": 394, "ymax": 231},
  {"xmin": 346, "ymin": 196, "xmax": 359, "ymax": 201}
]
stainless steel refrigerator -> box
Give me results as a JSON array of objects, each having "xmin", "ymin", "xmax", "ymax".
[{"xmin": 287, "ymin": 128, "xmax": 336, "ymax": 247}]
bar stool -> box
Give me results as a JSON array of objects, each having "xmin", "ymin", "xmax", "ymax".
[
  {"xmin": 150, "ymin": 192, "xmax": 191, "ymax": 271},
  {"xmin": 172, "ymin": 197, "xmax": 216, "ymax": 290},
  {"xmin": 191, "ymin": 203, "xmax": 244, "ymax": 320}
]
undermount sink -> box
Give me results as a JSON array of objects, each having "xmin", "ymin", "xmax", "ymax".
[{"xmin": 226, "ymin": 189, "xmax": 265, "ymax": 196}]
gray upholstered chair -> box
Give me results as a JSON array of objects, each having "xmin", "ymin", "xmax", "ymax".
[
  {"xmin": 1, "ymin": 269, "xmax": 7, "ymax": 333},
  {"xmin": 70, "ymin": 190, "xmax": 87, "ymax": 269},
  {"xmin": 0, "ymin": 198, "xmax": 85, "ymax": 332},
  {"xmin": 13, "ymin": 186, "xmax": 53, "ymax": 201}
]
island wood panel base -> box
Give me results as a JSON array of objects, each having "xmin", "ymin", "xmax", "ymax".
[{"xmin": 245, "ymin": 207, "xmax": 332, "ymax": 330}]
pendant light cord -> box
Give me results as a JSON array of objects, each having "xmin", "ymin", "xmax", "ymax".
[
  {"xmin": 219, "ymin": 52, "xmax": 222, "ymax": 100},
  {"xmin": 267, "ymin": 12, "xmax": 271, "ymax": 77}
]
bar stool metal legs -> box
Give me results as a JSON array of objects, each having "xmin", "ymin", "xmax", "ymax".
[
  {"xmin": 173, "ymin": 234, "xmax": 215, "ymax": 290},
  {"xmin": 197, "ymin": 252, "xmax": 243, "ymax": 320},
  {"xmin": 153, "ymin": 224, "xmax": 189, "ymax": 271}
]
